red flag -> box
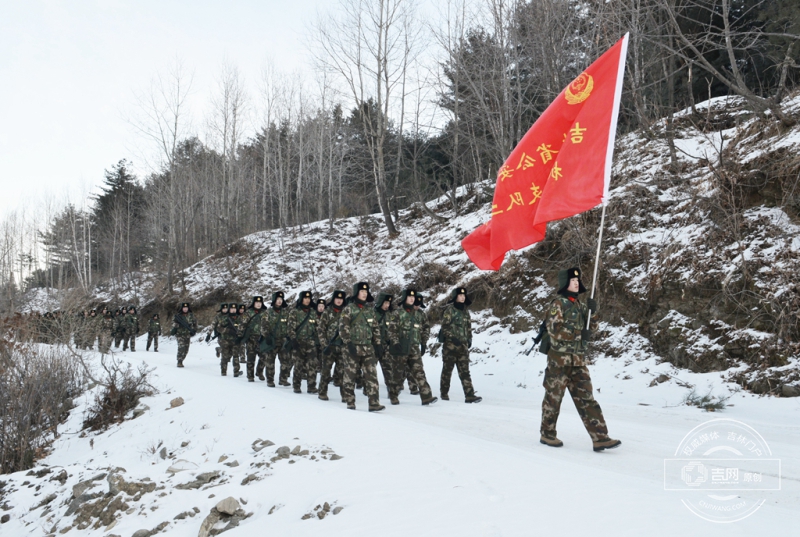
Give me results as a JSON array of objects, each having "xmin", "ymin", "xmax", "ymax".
[{"xmin": 462, "ymin": 34, "xmax": 629, "ymax": 271}]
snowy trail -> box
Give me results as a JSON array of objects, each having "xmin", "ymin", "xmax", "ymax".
[{"xmin": 7, "ymin": 333, "xmax": 798, "ymax": 537}]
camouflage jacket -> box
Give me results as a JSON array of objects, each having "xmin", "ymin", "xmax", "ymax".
[
  {"xmin": 287, "ymin": 306, "xmax": 320, "ymax": 346},
  {"xmin": 389, "ymin": 306, "xmax": 430, "ymax": 353},
  {"xmin": 545, "ymin": 295, "xmax": 596, "ymax": 358},
  {"xmin": 261, "ymin": 307, "xmax": 289, "ymax": 343},
  {"xmin": 214, "ymin": 314, "xmax": 244, "ymax": 342},
  {"xmin": 318, "ymin": 307, "xmax": 344, "ymax": 347},
  {"xmin": 374, "ymin": 307, "xmax": 394, "ymax": 346},
  {"xmin": 148, "ymin": 319, "xmax": 161, "ymax": 335},
  {"xmin": 101, "ymin": 316, "xmax": 115, "ymax": 333},
  {"xmin": 172, "ymin": 312, "xmax": 198, "ymax": 338},
  {"xmin": 339, "ymin": 301, "xmax": 380, "ymax": 346},
  {"xmin": 123, "ymin": 314, "xmax": 139, "ymax": 335},
  {"xmin": 113, "ymin": 315, "xmax": 124, "ymax": 334},
  {"xmin": 440, "ymin": 304, "xmax": 471, "ymax": 348},
  {"xmin": 241, "ymin": 307, "xmax": 267, "ymax": 343}
]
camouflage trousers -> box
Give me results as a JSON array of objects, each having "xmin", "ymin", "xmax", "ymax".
[
  {"xmin": 219, "ymin": 339, "xmax": 241, "ymax": 375},
  {"xmin": 441, "ymin": 346, "xmax": 475, "ymax": 398},
  {"xmin": 245, "ymin": 338, "xmax": 266, "ymax": 380},
  {"xmin": 176, "ymin": 335, "xmax": 191, "ymax": 363},
  {"xmin": 341, "ymin": 345, "xmax": 381, "ymax": 406},
  {"xmin": 99, "ymin": 333, "xmax": 112, "ymax": 354},
  {"xmin": 318, "ymin": 347, "xmax": 343, "ymax": 397},
  {"xmin": 378, "ymin": 354, "xmax": 399, "ymax": 398},
  {"xmin": 114, "ymin": 333, "xmax": 123, "ymax": 348},
  {"xmin": 261, "ymin": 345, "xmax": 293, "ymax": 384},
  {"xmin": 396, "ymin": 351, "xmax": 434, "ymax": 402},
  {"xmin": 540, "ymin": 353, "xmax": 609, "ymax": 442},
  {"xmin": 146, "ymin": 333, "xmax": 159, "ymax": 351},
  {"xmin": 292, "ymin": 345, "xmax": 318, "ymax": 391},
  {"xmin": 234, "ymin": 343, "xmax": 245, "ymax": 363},
  {"xmin": 122, "ymin": 332, "xmax": 136, "ymax": 351}
]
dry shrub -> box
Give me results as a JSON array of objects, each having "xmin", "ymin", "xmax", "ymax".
[
  {"xmin": 0, "ymin": 344, "xmax": 83, "ymax": 474},
  {"xmin": 409, "ymin": 262, "xmax": 454, "ymax": 296},
  {"xmin": 82, "ymin": 358, "xmax": 156, "ymax": 432}
]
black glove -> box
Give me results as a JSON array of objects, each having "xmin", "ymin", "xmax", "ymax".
[
  {"xmin": 581, "ymin": 329, "xmax": 592, "ymax": 343},
  {"xmin": 450, "ymin": 337, "xmax": 462, "ymax": 347},
  {"xmin": 374, "ymin": 344, "xmax": 385, "ymax": 359},
  {"xmin": 467, "ymin": 338, "xmax": 472, "ymax": 349},
  {"xmin": 291, "ymin": 338, "xmax": 300, "ymax": 351},
  {"xmin": 169, "ymin": 327, "xmax": 177, "ymax": 336},
  {"xmin": 205, "ymin": 333, "xmax": 211, "ymax": 343},
  {"xmin": 587, "ymin": 298, "xmax": 597, "ymax": 314},
  {"xmin": 347, "ymin": 342, "xmax": 358, "ymax": 357},
  {"xmin": 420, "ymin": 343, "xmax": 427, "ymax": 356}
]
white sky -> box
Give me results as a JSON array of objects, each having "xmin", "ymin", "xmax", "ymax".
[{"xmin": 0, "ymin": 0, "xmax": 346, "ymax": 217}]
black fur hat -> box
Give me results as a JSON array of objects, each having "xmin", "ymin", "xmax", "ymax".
[
  {"xmin": 351, "ymin": 282, "xmax": 374, "ymax": 303},
  {"xmin": 128, "ymin": 306, "xmax": 137, "ymax": 314},
  {"xmin": 327, "ymin": 289, "xmax": 347, "ymax": 307},
  {"xmin": 296, "ymin": 290, "xmax": 313, "ymax": 308},
  {"xmin": 177, "ymin": 302, "xmax": 191, "ymax": 312},
  {"xmin": 249, "ymin": 295, "xmax": 265, "ymax": 309},
  {"xmin": 558, "ymin": 267, "xmax": 587, "ymax": 294},
  {"xmin": 399, "ymin": 288, "xmax": 418, "ymax": 305},
  {"xmin": 448, "ymin": 287, "xmax": 472, "ymax": 306},
  {"xmin": 217, "ymin": 303, "xmax": 228, "ymax": 313},
  {"xmin": 152, "ymin": 313, "xmax": 159, "ymax": 319},
  {"xmin": 414, "ymin": 294, "xmax": 427, "ymax": 309},
  {"xmin": 316, "ymin": 298, "xmax": 326, "ymax": 308},
  {"xmin": 270, "ymin": 292, "xmax": 287, "ymax": 309},
  {"xmin": 375, "ymin": 292, "xmax": 394, "ymax": 311}
]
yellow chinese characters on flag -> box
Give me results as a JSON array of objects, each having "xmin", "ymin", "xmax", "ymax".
[{"xmin": 462, "ymin": 34, "xmax": 629, "ymax": 271}]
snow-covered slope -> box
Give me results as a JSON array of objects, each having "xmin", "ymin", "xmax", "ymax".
[{"xmin": 1, "ymin": 326, "xmax": 799, "ymax": 536}]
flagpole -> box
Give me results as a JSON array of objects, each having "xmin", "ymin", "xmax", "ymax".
[{"xmin": 585, "ymin": 203, "xmax": 606, "ymax": 329}]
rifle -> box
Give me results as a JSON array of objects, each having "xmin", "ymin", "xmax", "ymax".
[
  {"xmin": 524, "ymin": 320, "xmax": 548, "ymax": 356},
  {"xmin": 282, "ymin": 309, "xmax": 313, "ymax": 352},
  {"xmin": 236, "ymin": 310, "xmax": 263, "ymax": 345},
  {"xmin": 173, "ymin": 314, "xmax": 197, "ymax": 336},
  {"xmin": 322, "ymin": 329, "xmax": 343, "ymax": 355}
]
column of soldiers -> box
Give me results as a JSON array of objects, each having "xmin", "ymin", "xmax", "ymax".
[{"xmin": 182, "ymin": 282, "xmax": 483, "ymax": 413}]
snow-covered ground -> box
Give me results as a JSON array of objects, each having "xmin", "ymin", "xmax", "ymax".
[{"xmin": 2, "ymin": 322, "xmax": 798, "ymax": 536}]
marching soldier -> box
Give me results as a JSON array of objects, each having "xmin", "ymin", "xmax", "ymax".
[
  {"xmin": 211, "ymin": 303, "xmax": 244, "ymax": 377},
  {"xmin": 389, "ymin": 289, "xmax": 437, "ymax": 406},
  {"xmin": 146, "ymin": 313, "xmax": 161, "ymax": 351},
  {"xmin": 317, "ymin": 290, "xmax": 347, "ymax": 401},
  {"xmin": 240, "ymin": 296, "xmax": 268, "ymax": 382},
  {"xmin": 286, "ymin": 290, "xmax": 320, "ymax": 394},
  {"xmin": 206, "ymin": 303, "xmax": 229, "ymax": 357},
  {"xmin": 170, "ymin": 302, "xmax": 198, "ymax": 367},
  {"xmin": 235, "ymin": 303, "xmax": 247, "ymax": 364},
  {"xmin": 338, "ymin": 282, "xmax": 385, "ymax": 412},
  {"xmin": 374, "ymin": 292, "xmax": 399, "ymax": 404},
  {"xmin": 99, "ymin": 310, "xmax": 115, "ymax": 354},
  {"xmin": 440, "ymin": 287, "xmax": 481, "ymax": 403},
  {"xmin": 260, "ymin": 292, "xmax": 292, "ymax": 387},
  {"xmin": 314, "ymin": 299, "xmax": 326, "ymax": 379},
  {"xmin": 122, "ymin": 306, "xmax": 139, "ymax": 351},
  {"xmin": 113, "ymin": 309, "xmax": 124, "ymax": 348},
  {"xmin": 539, "ymin": 268, "xmax": 620, "ymax": 452}
]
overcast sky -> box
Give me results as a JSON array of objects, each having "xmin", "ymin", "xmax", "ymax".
[{"xmin": 0, "ymin": 0, "xmax": 340, "ymax": 217}]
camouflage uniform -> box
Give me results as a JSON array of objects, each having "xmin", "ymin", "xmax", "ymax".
[
  {"xmin": 170, "ymin": 305, "xmax": 198, "ymax": 366},
  {"xmin": 286, "ymin": 291, "xmax": 320, "ymax": 393},
  {"xmin": 122, "ymin": 309, "xmax": 139, "ymax": 351},
  {"xmin": 260, "ymin": 293, "xmax": 292, "ymax": 386},
  {"xmin": 235, "ymin": 304, "xmax": 246, "ymax": 363},
  {"xmin": 113, "ymin": 311, "xmax": 124, "ymax": 348},
  {"xmin": 241, "ymin": 298, "xmax": 268, "ymax": 381},
  {"xmin": 389, "ymin": 290, "xmax": 437, "ymax": 405},
  {"xmin": 440, "ymin": 288, "xmax": 479, "ymax": 402},
  {"xmin": 374, "ymin": 292, "xmax": 399, "ymax": 402},
  {"xmin": 146, "ymin": 316, "xmax": 161, "ymax": 351},
  {"xmin": 317, "ymin": 290, "xmax": 347, "ymax": 400},
  {"xmin": 338, "ymin": 282, "xmax": 383, "ymax": 410},
  {"xmin": 540, "ymin": 268, "xmax": 618, "ymax": 450},
  {"xmin": 99, "ymin": 313, "xmax": 115, "ymax": 354},
  {"xmin": 213, "ymin": 312, "xmax": 244, "ymax": 376}
]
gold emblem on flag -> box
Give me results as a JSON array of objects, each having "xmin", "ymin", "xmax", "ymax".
[{"xmin": 565, "ymin": 73, "xmax": 593, "ymax": 105}]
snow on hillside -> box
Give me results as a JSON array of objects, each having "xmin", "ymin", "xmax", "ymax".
[{"xmin": 1, "ymin": 323, "xmax": 798, "ymax": 537}]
